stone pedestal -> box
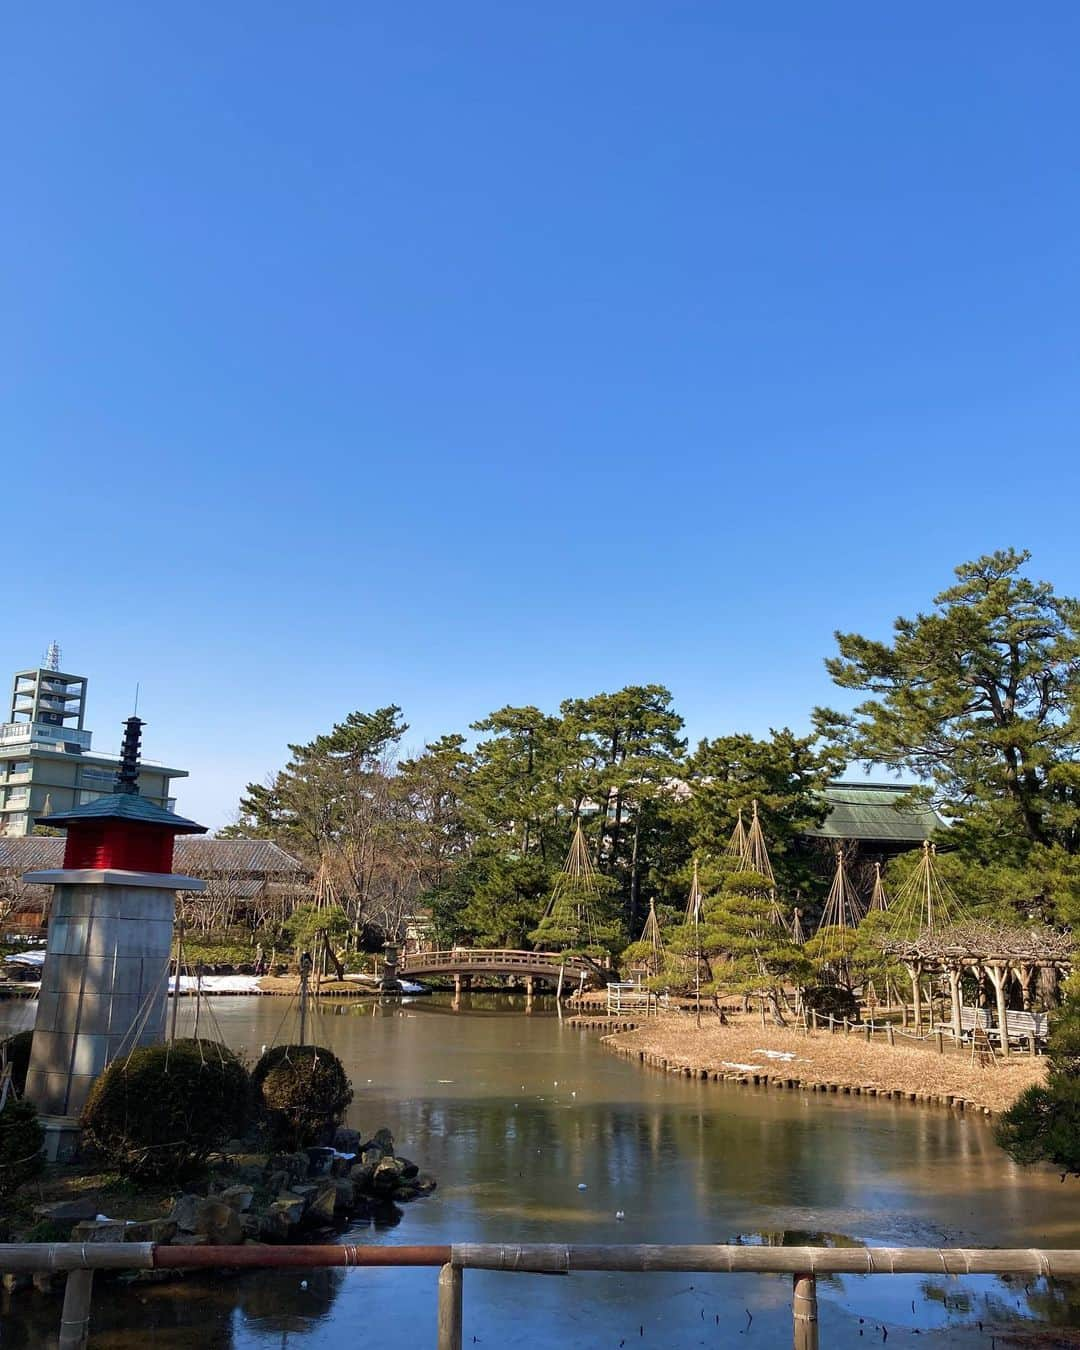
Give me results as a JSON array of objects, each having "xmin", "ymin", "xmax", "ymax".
[{"xmin": 22, "ymin": 867, "xmax": 204, "ymax": 1161}]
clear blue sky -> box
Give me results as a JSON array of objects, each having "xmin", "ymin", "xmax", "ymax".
[{"xmin": 4, "ymin": 3, "xmax": 1080, "ymax": 827}]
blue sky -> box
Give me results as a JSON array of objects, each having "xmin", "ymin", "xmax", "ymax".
[{"xmin": 4, "ymin": 3, "xmax": 1080, "ymax": 827}]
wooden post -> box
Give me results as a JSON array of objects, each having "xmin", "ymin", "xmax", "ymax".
[
  {"xmin": 948, "ymin": 966, "xmax": 962, "ymax": 1040},
  {"xmin": 792, "ymin": 1272, "xmax": 818, "ymax": 1350},
  {"xmin": 987, "ymin": 964, "xmax": 1011, "ymax": 1059},
  {"xmin": 934, "ymin": 1031, "xmax": 944, "ymax": 1054},
  {"xmin": 827, "ymin": 1014, "xmax": 834, "ymax": 1034},
  {"xmin": 1028, "ymin": 1032, "xmax": 1037, "ymax": 1056},
  {"xmin": 886, "ymin": 1024, "xmax": 895, "ymax": 1047},
  {"xmin": 901, "ymin": 1002, "xmax": 908, "ymax": 1028},
  {"xmin": 58, "ymin": 1269, "xmax": 94, "ymax": 1350},
  {"xmin": 438, "ymin": 1262, "xmax": 463, "ymax": 1350},
  {"xmin": 910, "ymin": 968, "xmax": 922, "ymax": 1036},
  {"xmin": 810, "ymin": 1009, "xmax": 818, "ymax": 1031}
]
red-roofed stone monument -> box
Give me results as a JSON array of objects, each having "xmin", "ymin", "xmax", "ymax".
[{"xmin": 22, "ymin": 716, "xmax": 206, "ymax": 1160}]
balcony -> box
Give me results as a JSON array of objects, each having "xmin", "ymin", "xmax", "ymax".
[{"xmin": 0, "ymin": 723, "xmax": 92, "ymax": 751}]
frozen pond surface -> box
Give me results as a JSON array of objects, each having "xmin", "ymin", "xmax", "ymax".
[{"xmin": 2, "ymin": 992, "xmax": 1078, "ymax": 1347}]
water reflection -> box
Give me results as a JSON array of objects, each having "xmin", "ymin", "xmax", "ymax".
[{"xmin": 1, "ymin": 992, "xmax": 1077, "ymax": 1347}]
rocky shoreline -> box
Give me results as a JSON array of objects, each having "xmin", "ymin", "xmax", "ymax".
[{"xmin": 3, "ymin": 1125, "xmax": 435, "ymax": 1296}]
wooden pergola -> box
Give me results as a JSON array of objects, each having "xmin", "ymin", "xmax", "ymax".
[{"xmin": 884, "ymin": 921, "xmax": 1073, "ymax": 1055}]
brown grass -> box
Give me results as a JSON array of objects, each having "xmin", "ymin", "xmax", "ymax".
[{"xmin": 605, "ymin": 1013, "xmax": 1045, "ymax": 1115}]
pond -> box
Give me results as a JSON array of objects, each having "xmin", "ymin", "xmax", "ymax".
[{"xmin": 2, "ymin": 992, "xmax": 1078, "ymax": 1347}]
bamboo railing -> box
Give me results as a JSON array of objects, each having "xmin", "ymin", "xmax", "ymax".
[{"xmin": 4, "ymin": 1241, "xmax": 1080, "ymax": 1350}]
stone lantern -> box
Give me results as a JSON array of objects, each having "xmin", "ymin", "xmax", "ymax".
[{"xmin": 21, "ymin": 717, "xmax": 206, "ymax": 1160}]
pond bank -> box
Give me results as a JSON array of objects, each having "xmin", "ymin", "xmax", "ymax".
[{"xmin": 601, "ymin": 1013, "xmax": 1045, "ymax": 1115}]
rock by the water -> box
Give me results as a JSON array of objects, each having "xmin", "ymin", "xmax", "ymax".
[
  {"xmin": 125, "ymin": 1218, "xmax": 178, "ymax": 1244},
  {"xmin": 258, "ymin": 1207, "xmax": 294, "ymax": 1242},
  {"xmin": 272, "ymin": 1192, "xmax": 308, "ymax": 1225},
  {"xmin": 304, "ymin": 1182, "xmax": 338, "ymax": 1225},
  {"xmin": 306, "ymin": 1147, "xmax": 335, "ymax": 1177},
  {"xmin": 371, "ymin": 1127, "xmax": 395, "ymax": 1155},
  {"xmin": 71, "ymin": 1219, "xmax": 128, "ymax": 1243},
  {"xmin": 270, "ymin": 1152, "xmax": 309, "ymax": 1185},
  {"xmin": 169, "ymin": 1194, "xmax": 201, "ymax": 1232},
  {"xmin": 333, "ymin": 1126, "xmax": 362, "ymax": 1154},
  {"xmin": 193, "ymin": 1197, "xmax": 244, "ymax": 1245},
  {"xmin": 221, "ymin": 1184, "xmax": 255, "ymax": 1213},
  {"xmin": 34, "ymin": 1198, "xmax": 100, "ymax": 1224},
  {"xmin": 372, "ymin": 1157, "xmax": 405, "ymax": 1193}
]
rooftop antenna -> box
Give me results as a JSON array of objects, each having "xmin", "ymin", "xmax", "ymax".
[
  {"xmin": 133, "ymin": 682, "xmax": 140, "ymax": 717},
  {"xmin": 44, "ymin": 641, "xmax": 61, "ymax": 672}
]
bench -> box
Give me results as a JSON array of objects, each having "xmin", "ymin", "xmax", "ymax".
[{"xmin": 957, "ymin": 1006, "xmax": 1047, "ymax": 1044}]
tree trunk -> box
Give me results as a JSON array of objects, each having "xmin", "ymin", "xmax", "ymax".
[{"xmin": 628, "ymin": 813, "xmax": 642, "ymax": 933}]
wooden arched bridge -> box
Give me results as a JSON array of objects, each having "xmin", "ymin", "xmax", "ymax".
[{"xmin": 398, "ymin": 948, "xmax": 606, "ymax": 991}]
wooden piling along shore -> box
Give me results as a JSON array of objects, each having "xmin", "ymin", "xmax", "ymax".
[{"xmin": 598, "ymin": 1014, "xmax": 1045, "ymax": 1116}]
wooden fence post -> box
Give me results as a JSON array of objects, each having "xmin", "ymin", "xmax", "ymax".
[
  {"xmin": 793, "ymin": 1272, "xmax": 819, "ymax": 1350},
  {"xmin": 935, "ymin": 1031, "xmax": 944, "ymax": 1054},
  {"xmin": 886, "ymin": 1024, "xmax": 895, "ymax": 1047},
  {"xmin": 438, "ymin": 1262, "xmax": 463, "ymax": 1350},
  {"xmin": 58, "ymin": 1269, "xmax": 94, "ymax": 1350}
]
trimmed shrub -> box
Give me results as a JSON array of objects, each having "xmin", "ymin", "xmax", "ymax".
[
  {"xmin": 252, "ymin": 1045, "xmax": 353, "ymax": 1148},
  {"xmin": 803, "ymin": 985, "xmax": 859, "ymax": 1023},
  {"xmin": 81, "ymin": 1039, "xmax": 251, "ymax": 1179},
  {"xmin": 0, "ymin": 1096, "xmax": 44, "ymax": 1197},
  {"xmin": 0, "ymin": 1030, "xmax": 34, "ymax": 1096}
]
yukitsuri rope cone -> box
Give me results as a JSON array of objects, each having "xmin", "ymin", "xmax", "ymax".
[
  {"xmin": 725, "ymin": 809, "xmax": 750, "ymax": 865},
  {"xmin": 638, "ymin": 897, "xmax": 665, "ymax": 976},
  {"xmin": 535, "ymin": 822, "xmax": 604, "ymax": 949},
  {"xmin": 869, "ymin": 861, "xmax": 890, "ymax": 913},
  {"xmin": 889, "ymin": 841, "xmax": 966, "ymax": 939},
  {"xmin": 745, "ymin": 799, "xmax": 788, "ymax": 932},
  {"xmin": 814, "ymin": 848, "xmax": 865, "ymax": 984}
]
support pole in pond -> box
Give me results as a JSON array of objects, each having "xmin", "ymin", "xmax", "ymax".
[
  {"xmin": 792, "ymin": 1272, "xmax": 818, "ymax": 1350},
  {"xmin": 438, "ymin": 1262, "xmax": 463, "ymax": 1350},
  {"xmin": 57, "ymin": 1269, "xmax": 94, "ymax": 1350},
  {"xmin": 299, "ymin": 950, "xmax": 312, "ymax": 1046}
]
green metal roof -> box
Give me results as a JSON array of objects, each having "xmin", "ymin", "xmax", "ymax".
[
  {"xmin": 806, "ymin": 782, "xmax": 944, "ymax": 843},
  {"xmin": 36, "ymin": 793, "xmax": 206, "ymax": 835}
]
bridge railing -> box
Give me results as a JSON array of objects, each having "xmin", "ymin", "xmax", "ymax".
[
  {"xmin": 6, "ymin": 1240, "xmax": 1079, "ymax": 1350},
  {"xmin": 399, "ymin": 949, "xmax": 593, "ymax": 971}
]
